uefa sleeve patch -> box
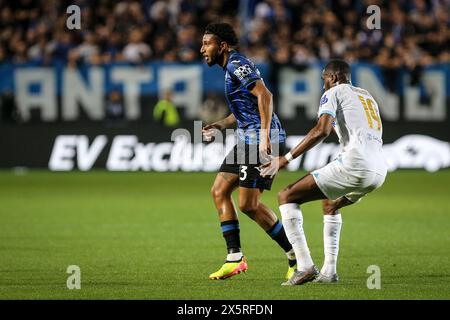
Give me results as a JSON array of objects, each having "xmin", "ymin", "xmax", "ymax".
[{"xmin": 320, "ymin": 95, "xmax": 328, "ymax": 105}]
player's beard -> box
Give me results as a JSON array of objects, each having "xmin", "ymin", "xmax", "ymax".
[
  {"xmin": 208, "ymin": 50, "xmax": 224, "ymax": 67},
  {"xmin": 207, "ymin": 57, "xmax": 216, "ymax": 66}
]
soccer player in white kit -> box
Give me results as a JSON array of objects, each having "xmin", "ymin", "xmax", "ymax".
[{"xmin": 260, "ymin": 60, "xmax": 388, "ymax": 285}]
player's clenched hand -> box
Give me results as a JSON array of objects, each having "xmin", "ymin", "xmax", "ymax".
[
  {"xmin": 259, "ymin": 135, "xmax": 272, "ymax": 163},
  {"xmin": 202, "ymin": 124, "xmax": 221, "ymax": 142},
  {"xmin": 260, "ymin": 156, "xmax": 288, "ymax": 179}
]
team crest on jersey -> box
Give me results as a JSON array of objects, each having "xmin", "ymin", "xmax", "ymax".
[{"xmin": 320, "ymin": 95, "xmax": 328, "ymax": 105}]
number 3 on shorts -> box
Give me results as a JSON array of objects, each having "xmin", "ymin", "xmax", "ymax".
[{"xmin": 240, "ymin": 166, "xmax": 248, "ymax": 181}]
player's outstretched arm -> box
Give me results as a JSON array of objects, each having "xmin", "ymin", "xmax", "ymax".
[
  {"xmin": 286, "ymin": 114, "xmax": 334, "ymax": 160},
  {"xmin": 202, "ymin": 114, "xmax": 236, "ymax": 141},
  {"xmin": 203, "ymin": 113, "xmax": 236, "ymax": 131},
  {"xmin": 260, "ymin": 114, "xmax": 334, "ymax": 178}
]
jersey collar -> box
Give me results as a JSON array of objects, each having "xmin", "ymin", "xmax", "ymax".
[{"xmin": 223, "ymin": 50, "xmax": 238, "ymax": 71}]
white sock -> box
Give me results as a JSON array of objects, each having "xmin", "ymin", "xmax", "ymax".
[
  {"xmin": 227, "ymin": 252, "xmax": 243, "ymax": 262},
  {"xmin": 279, "ymin": 203, "xmax": 314, "ymax": 271},
  {"xmin": 321, "ymin": 214, "xmax": 342, "ymax": 276}
]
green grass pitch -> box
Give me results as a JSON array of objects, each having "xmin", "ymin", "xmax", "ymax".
[{"xmin": 0, "ymin": 169, "xmax": 449, "ymax": 300}]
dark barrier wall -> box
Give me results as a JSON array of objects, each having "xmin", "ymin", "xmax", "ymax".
[
  {"xmin": 0, "ymin": 122, "xmax": 175, "ymax": 168},
  {"xmin": 1, "ymin": 121, "xmax": 449, "ymax": 172}
]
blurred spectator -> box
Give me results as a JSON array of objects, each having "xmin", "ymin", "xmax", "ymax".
[
  {"xmin": 53, "ymin": 32, "xmax": 76, "ymax": 62},
  {"xmin": 27, "ymin": 35, "xmax": 55, "ymax": 64},
  {"xmin": 76, "ymin": 31, "xmax": 99, "ymax": 63},
  {"xmin": 122, "ymin": 28, "xmax": 151, "ymax": 64},
  {"xmin": 176, "ymin": 24, "xmax": 199, "ymax": 62},
  {"xmin": 153, "ymin": 90, "xmax": 180, "ymax": 127},
  {"xmin": 102, "ymin": 32, "xmax": 124, "ymax": 63},
  {"xmin": 105, "ymin": 89, "xmax": 125, "ymax": 121}
]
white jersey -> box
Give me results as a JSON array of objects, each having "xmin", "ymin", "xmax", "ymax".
[{"xmin": 318, "ymin": 83, "xmax": 387, "ymax": 175}]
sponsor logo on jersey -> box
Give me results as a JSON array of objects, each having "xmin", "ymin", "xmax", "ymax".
[
  {"xmin": 320, "ymin": 95, "xmax": 328, "ymax": 105},
  {"xmin": 233, "ymin": 64, "xmax": 253, "ymax": 80}
]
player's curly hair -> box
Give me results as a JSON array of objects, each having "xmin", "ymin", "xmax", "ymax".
[{"xmin": 204, "ymin": 23, "xmax": 238, "ymax": 47}]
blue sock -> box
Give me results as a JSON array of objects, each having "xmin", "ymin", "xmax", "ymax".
[
  {"xmin": 266, "ymin": 220, "xmax": 293, "ymax": 254},
  {"xmin": 221, "ymin": 220, "xmax": 241, "ymax": 254}
]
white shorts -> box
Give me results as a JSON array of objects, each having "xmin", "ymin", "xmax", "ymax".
[{"xmin": 311, "ymin": 158, "xmax": 386, "ymax": 203}]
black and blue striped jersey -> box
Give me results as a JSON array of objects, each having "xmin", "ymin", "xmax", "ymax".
[{"xmin": 223, "ymin": 50, "xmax": 286, "ymax": 145}]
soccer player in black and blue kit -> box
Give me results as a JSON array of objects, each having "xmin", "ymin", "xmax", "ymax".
[{"xmin": 200, "ymin": 23, "xmax": 296, "ymax": 280}]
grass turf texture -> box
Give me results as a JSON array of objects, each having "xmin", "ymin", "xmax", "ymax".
[{"xmin": 0, "ymin": 170, "xmax": 449, "ymax": 300}]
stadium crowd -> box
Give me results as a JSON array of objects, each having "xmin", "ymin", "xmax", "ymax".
[{"xmin": 0, "ymin": 0, "xmax": 448, "ymax": 68}]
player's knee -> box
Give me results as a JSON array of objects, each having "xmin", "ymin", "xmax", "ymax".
[
  {"xmin": 278, "ymin": 188, "xmax": 293, "ymax": 205},
  {"xmin": 278, "ymin": 188, "xmax": 304, "ymax": 205},
  {"xmin": 211, "ymin": 185, "xmax": 229, "ymax": 202},
  {"xmin": 238, "ymin": 199, "xmax": 258, "ymax": 215}
]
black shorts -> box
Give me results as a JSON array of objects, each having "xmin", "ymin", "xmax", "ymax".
[{"xmin": 219, "ymin": 141, "xmax": 286, "ymax": 191}]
